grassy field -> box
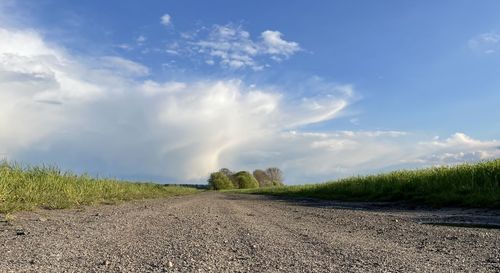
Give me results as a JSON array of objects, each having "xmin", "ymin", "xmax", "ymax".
[
  {"xmin": 237, "ymin": 159, "xmax": 500, "ymax": 208},
  {"xmin": 0, "ymin": 162, "xmax": 199, "ymax": 213}
]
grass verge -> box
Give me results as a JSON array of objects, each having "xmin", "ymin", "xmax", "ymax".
[
  {"xmin": 235, "ymin": 159, "xmax": 500, "ymax": 208},
  {"xmin": 0, "ymin": 162, "xmax": 199, "ymax": 213}
]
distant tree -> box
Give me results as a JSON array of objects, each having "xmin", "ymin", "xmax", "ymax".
[
  {"xmin": 207, "ymin": 172, "xmax": 234, "ymax": 190},
  {"xmin": 219, "ymin": 168, "xmax": 233, "ymax": 177},
  {"xmin": 253, "ymin": 169, "xmax": 273, "ymax": 187},
  {"xmin": 233, "ymin": 171, "xmax": 259, "ymax": 189},
  {"xmin": 219, "ymin": 168, "xmax": 238, "ymax": 188},
  {"xmin": 265, "ymin": 167, "xmax": 284, "ymax": 186}
]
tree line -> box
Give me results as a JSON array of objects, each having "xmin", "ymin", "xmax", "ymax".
[{"xmin": 208, "ymin": 167, "xmax": 284, "ymax": 190}]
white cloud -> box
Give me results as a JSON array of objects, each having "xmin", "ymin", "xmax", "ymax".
[
  {"xmin": 160, "ymin": 14, "xmax": 171, "ymax": 27},
  {"xmin": 1, "ymin": 26, "xmax": 499, "ymax": 184},
  {"xmin": 468, "ymin": 32, "xmax": 500, "ymax": 54},
  {"xmin": 411, "ymin": 133, "xmax": 500, "ymax": 165},
  {"xmin": 189, "ymin": 24, "xmax": 301, "ymax": 70},
  {"xmin": 0, "ymin": 28, "xmax": 57, "ymax": 56},
  {"xmin": 261, "ymin": 30, "xmax": 300, "ymax": 59}
]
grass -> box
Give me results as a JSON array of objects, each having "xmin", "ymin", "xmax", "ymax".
[
  {"xmin": 0, "ymin": 162, "xmax": 199, "ymax": 213},
  {"xmin": 236, "ymin": 159, "xmax": 500, "ymax": 208}
]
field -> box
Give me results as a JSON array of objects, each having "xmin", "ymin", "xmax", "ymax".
[
  {"xmin": 237, "ymin": 159, "xmax": 500, "ymax": 208},
  {"xmin": 0, "ymin": 162, "xmax": 198, "ymax": 213}
]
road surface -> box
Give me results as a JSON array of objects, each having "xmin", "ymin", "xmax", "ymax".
[{"xmin": 1, "ymin": 192, "xmax": 500, "ymax": 272}]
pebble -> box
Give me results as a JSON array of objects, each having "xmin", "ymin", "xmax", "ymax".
[{"xmin": 15, "ymin": 229, "xmax": 26, "ymax": 236}]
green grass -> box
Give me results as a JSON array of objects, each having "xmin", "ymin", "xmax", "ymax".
[
  {"xmin": 236, "ymin": 159, "xmax": 500, "ymax": 208},
  {"xmin": 0, "ymin": 162, "xmax": 199, "ymax": 213}
]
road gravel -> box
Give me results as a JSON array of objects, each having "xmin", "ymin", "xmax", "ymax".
[{"xmin": 1, "ymin": 192, "xmax": 500, "ymax": 272}]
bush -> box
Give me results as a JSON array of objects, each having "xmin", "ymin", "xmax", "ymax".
[
  {"xmin": 208, "ymin": 172, "xmax": 234, "ymax": 190},
  {"xmin": 234, "ymin": 171, "xmax": 259, "ymax": 189}
]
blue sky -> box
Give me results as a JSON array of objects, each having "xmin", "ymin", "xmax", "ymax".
[{"xmin": 1, "ymin": 0, "xmax": 499, "ymax": 183}]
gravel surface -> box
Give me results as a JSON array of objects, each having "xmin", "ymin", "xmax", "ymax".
[{"xmin": 1, "ymin": 192, "xmax": 500, "ymax": 273}]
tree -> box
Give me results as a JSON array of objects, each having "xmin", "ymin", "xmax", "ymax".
[
  {"xmin": 253, "ymin": 169, "xmax": 273, "ymax": 187},
  {"xmin": 265, "ymin": 167, "xmax": 284, "ymax": 186},
  {"xmin": 219, "ymin": 168, "xmax": 238, "ymax": 188},
  {"xmin": 219, "ymin": 168, "xmax": 233, "ymax": 177},
  {"xmin": 207, "ymin": 172, "xmax": 234, "ymax": 190},
  {"xmin": 233, "ymin": 171, "xmax": 259, "ymax": 189}
]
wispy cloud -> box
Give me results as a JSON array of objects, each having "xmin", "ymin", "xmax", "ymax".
[
  {"xmin": 99, "ymin": 56, "xmax": 150, "ymax": 77},
  {"xmin": 113, "ymin": 21, "xmax": 301, "ymax": 70},
  {"xmin": 186, "ymin": 24, "xmax": 301, "ymax": 70},
  {"xmin": 468, "ymin": 31, "xmax": 500, "ymax": 54}
]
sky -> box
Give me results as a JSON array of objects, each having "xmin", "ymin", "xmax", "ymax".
[{"xmin": 0, "ymin": 0, "xmax": 499, "ymax": 184}]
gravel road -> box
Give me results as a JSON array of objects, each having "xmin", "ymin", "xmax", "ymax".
[{"xmin": 1, "ymin": 192, "xmax": 500, "ymax": 273}]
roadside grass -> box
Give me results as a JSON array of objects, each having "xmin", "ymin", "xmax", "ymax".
[
  {"xmin": 0, "ymin": 162, "xmax": 199, "ymax": 213},
  {"xmin": 235, "ymin": 159, "xmax": 500, "ymax": 208}
]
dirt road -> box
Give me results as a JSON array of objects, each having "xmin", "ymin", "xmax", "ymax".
[{"xmin": 1, "ymin": 192, "xmax": 500, "ymax": 272}]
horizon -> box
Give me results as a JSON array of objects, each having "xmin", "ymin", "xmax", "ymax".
[{"xmin": 1, "ymin": 0, "xmax": 499, "ymax": 184}]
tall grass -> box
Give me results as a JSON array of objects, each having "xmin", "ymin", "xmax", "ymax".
[
  {"xmin": 238, "ymin": 159, "xmax": 500, "ymax": 208},
  {"xmin": 0, "ymin": 162, "xmax": 199, "ymax": 213}
]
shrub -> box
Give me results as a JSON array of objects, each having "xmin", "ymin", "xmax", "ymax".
[
  {"xmin": 234, "ymin": 171, "xmax": 259, "ymax": 189},
  {"xmin": 208, "ymin": 172, "xmax": 234, "ymax": 190}
]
